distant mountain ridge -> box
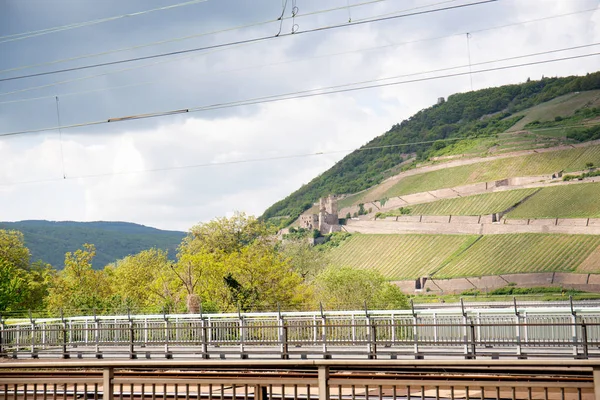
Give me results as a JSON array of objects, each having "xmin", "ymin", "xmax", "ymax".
[{"xmin": 0, "ymin": 220, "xmax": 186, "ymax": 269}]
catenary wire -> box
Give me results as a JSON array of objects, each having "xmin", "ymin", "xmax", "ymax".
[
  {"xmin": 0, "ymin": 0, "xmax": 209, "ymax": 44},
  {"xmin": 0, "ymin": 0, "xmax": 454, "ymax": 76},
  {"xmin": 1, "ymin": 6, "xmax": 596, "ymax": 103},
  {"xmin": 3, "ymin": 124, "xmax": 599, "ymax": 187},
  {"xmin": 0, "ymin": 49, "xmax": 598, "ymax": 138},
  {"xmin": 0, "ymin": 0, "xmax": 497, "ymax": 83}
]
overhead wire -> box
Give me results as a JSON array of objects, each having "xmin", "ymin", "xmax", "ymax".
[
  {"xmin": 0, "ymin": 0, "xmax": 498, "ymax": 83},
  {"xmin": 3, "ymin": 124, "xmax": 599, "ymax": 187},
  {"xmin": 0, "ymin": 0, "xmax": 453, "ymax": 76},
  {"xmin": 0, "ymin": 0, "xmax": 209, "ymax": 44},
  {"xmin": 1, "ymin": 47, "xmax": 598, "ymax": 138},
  {"xmin": 1, "ymin": 6, "xmax": 597, "ymax": 103}
]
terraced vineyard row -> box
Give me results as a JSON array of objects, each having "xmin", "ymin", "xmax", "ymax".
[
  {"xmin": 506, "ymin": 182, "xmax": 600, "ymax": 219},
  {"xmin": 406, "ymin": 188, "xmax": 538, "ymax": 216},
  {"xmin": 327, "ymin": 234, "xmax": 600, "ymax": 280},
  {"xmin": 327, "ymin": 234, "xmax": 474, "ymax": 280},
  {"xmin": 436, "ymin": 234, "xmax": 600, "ymax": 278},
  {"xmin": 381, "ymin": 144, "xmax": 600, "ymax": 198}
]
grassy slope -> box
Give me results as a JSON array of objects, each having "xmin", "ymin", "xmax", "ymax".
[
  {"xmin": 436, "ymin": 234, "xmax": 600, "ymax": 278},
  {"xmin": 327, "ymin": 234, "xmax": 600, "ymax": 280},
  {"xmin": 507, "ymin": 90, "xmax": 600, "ymax": 132},
  {"xmin": 403, "ymin": 188, "xmax": 538, "ymax": 216},
  {"xmin": 380, "ymin": 145, "xmax": 600, "ymax": 199},
  {"xmin": 506, "ymin": 182, "xmax": 600, "ymax": 219},
  {"xmin": 327, "ymin": 234, "xmax": 477, "ymax": 280}
]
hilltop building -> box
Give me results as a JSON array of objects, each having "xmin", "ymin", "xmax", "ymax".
[{"xmin": 299, "ymin": 195, "xmax": 341, "ymax": 234}]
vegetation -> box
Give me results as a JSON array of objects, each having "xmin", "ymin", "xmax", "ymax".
[
  {"xmin": 506, "ymin": 182, "xmax": 600, "ymax": 219},
  {"xmin": 0, "ymin": 216, "xmax": 407, "ymax": 317},
  {"xmin": 0, "ymin": 221, "xmax": 185, "ymax": 269},
  {"xmin": 381, "ymin": 144, "xmax": 600, "ymax": 198},
  {"xmin": 325, "ymin": 233, "xmax": 600, "ymax": 280},
  {"xmin": 327, "ymin": 234, "xmax": 476, "ymax": 280},
  {"xmin": 383, "ymin": 188, "xmax": 538, "ymax": 217},
  {"xmin": 262, "ymin": 72, "xmax": 600, "ymax": 223},
  {"xmin": 436, "ymin": 234, "xmax": 600, "ymax": 278}
]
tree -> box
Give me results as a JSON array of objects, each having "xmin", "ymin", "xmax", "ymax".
[
  {"xmin": 174, "ymin": 213, "xmax": 309, "ymax": 312},
  {"xmin": 0, "ymin": 230, "xmax": 53, "ymax": 314},
  {"xmin": 0, "ymin": 230, "xmax": 30, "ymax": 270},
  {"xmin": 47, "ymin": 244, "xmax": 113, "ymax": 315},
  {"xmin": 108, "ymin": 248, "xmax": 173, "ymax": 313},
  {"xmin": 312, "ymin": 266, "xmax": 409, "ymax": 310},
  {"xmin": 279, "ymin": 240, "xmax": 328, "ymax": 280}
]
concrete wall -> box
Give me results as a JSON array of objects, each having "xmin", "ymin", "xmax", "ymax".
[
  {"xmin": 345, "ymin": 219, "xmax": 600, "ymax": 235},
  {"xmin": 394, "ymin": 273, "xmax": 600, "ymax": 295}
]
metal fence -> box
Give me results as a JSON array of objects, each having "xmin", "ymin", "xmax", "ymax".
[
  {"xmin": 0, "ymin": 359, "xmax": 598, "ymax": 400},
  {"xmin": 3, "ymin": 305, "xmax": 600, "ymax": 359}
]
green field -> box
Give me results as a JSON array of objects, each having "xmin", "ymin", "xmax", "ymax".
[
  {"xmin": 327, "ymin": 234, "xmax": 475, "ymax": 280},
  {"xmin": 404, "ymin": 188, "xmax": 538, "ymax": 216},
  {"xmin": 327, "ymin": 233, "xmax": 600, "ymax": 280},
  {"xmin": 380, "ymin": 145, "xmax": 600, "ymax": 199},
  {"xmin": 506, "ymin": 182, "xmax": 600, "ymax": 219},
  {"xmin": 436, "ymin": 234, "xmax": 600, "ymax": 278}
]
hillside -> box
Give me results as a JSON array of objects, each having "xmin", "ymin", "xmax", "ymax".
[
  {"xmin": 327, "ymin": 233, "xmax": 600, "ymax": 280},
  {"xmin": 262, "ymin": 72, "xmax": 600, "ymax": 224},
  {"xmin": 0, "ymin": 220, "xmax": 185, "ymax": 269}
]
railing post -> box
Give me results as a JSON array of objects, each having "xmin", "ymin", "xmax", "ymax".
[
  {"xmin": 468, "ymin": 319, "xmax": 476, "ymax": 359},
  {"xmin": 320, "ymin": 303, "xmax": 330, "ymax": 359},
  {"xmin": 411, "ymin": 300, "xmax": 421, "ymax": 359},
  {"xmin": 461, "ymin": 298, "xmax": 469, "ymax": 359},
  {"xmin": 318, "ymin": 365, "xmax": 330, "ymax": 400},
  {"xmin": 279, "ymin": 305, "xmax": 289, "ymax": 360},
  {"xmin": 570, "ymin": 296, "xmax": 579, "ymax": 358},
  {"xmin": 163, "ymin": 309, "xmax": 172, "ymax": 359},
  {"xmin": 513, "ymin": 298, "xmax": 524, "ymax": 359},
  {"xmin": 369, "ymin": 321, "xmax": 377, "ymax": 360},
  {"xmin": 60, "ymin": 310, "xmax": 70, "ymax": 359},
  {"xmin": 582, "ymin": 320, "xmax": 589, "ymax": 360},
  {"xmin": 238, "ymin": 304, "xmax": 248, "ymax": 359},
  {"xmin": 103, "ymin": 367, "xmax": 114, "ymax": 400},
  {"xmin": 200, "ymin": 304, "xmax": 209, "ymax": 359},
  {"xmin": 29, "ymin": 310, "xmax": 38, "ymax": 358},
  {"xmin": 127, "ymin": 309, "xmax": 136, "ymax": 359},
  {"xmin": 94, "ymin": 309, "xmax": 102, "ymax": 359},
  {"xmin": 0, "ymin": 314, "xmax": 4, "ymax": 357}
]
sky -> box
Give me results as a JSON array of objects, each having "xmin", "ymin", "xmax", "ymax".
[{"xmin": 0, "ymin": 0, "xmax": 599, "ymax": 232}]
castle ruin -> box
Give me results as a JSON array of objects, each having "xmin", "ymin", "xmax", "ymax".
[{"xmin": 299, "ymin": 195, "xmax": 341, "ymax": 234}]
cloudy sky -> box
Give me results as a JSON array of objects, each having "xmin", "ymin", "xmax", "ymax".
[{"xmin": 0, "ymin": 0, "xmax": 598, "ymax": 231}]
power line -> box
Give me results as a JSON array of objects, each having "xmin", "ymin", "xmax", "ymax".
[
  {"xmin": 1, "ymin": 45, "xmax": 596, "ymax": 138},
  {"xmin": 3, "ymin": 125, "xmax": 599, "ymax": 187},
  {"xmin": 0, "ymin": 0, "xmax": 209, "ymax": 44},
  {"xmin": 0, "ymin": 0, "xmax": 450, "ymax": 76},
  {"xmin": 1, "ymin": 6, "xmax": 596, "ymax": 103},
  {"xmin": 0, "ymin": 0, "xmax": 497, "ymax": 84}
]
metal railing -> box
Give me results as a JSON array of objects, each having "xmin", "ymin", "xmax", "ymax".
[
  {"xmin": 0, "ymin": 359, "xmax": 599, "ymax": 400},
  {"xmin": 3, "ymin": 304, "xmax": 600, "ymax": 359}
]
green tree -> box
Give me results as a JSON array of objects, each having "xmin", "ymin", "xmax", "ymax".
[
  {"xmin": 280, "ymin": 239, "xmax": 328, "ymax": 280},
  {"xmin": 0, "ymin": 230, "xmax": 53, "ymax": 314},
  {"xmin": 312, "ymin": 266, "xmax": 409, "ymax": 310},
  {"xmin": 108, "ymin": 248, "xmax": 173, "ymax": 313},
  {"xmin": 47, "ymin": 244, "xmax": 113, "ymax": 315}
]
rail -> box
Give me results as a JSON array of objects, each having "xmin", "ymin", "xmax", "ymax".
[
  {"xmin": 0, "ymin": 359, "xmax": 599, "ymax": 400},
  {"xmin": 4, "ymin": 305, "xmax": 600, "ymax": 359}
]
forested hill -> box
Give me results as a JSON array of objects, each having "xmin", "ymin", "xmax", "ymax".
[
  {"xmin": 0, "ymin": 220, "xmax": 185, "ymax": 269},
  {"xmin": 261, "ymin": 72, "xmax": 600, "ymax": 224}
]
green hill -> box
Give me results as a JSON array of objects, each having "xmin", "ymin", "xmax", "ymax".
[
  {"xmin": 0, "ymin": 220, "xmax": 185, "ymax": 269},
  {"xmin": 262, "ymin": 72, "xmax": 600, "ymax": 224}
]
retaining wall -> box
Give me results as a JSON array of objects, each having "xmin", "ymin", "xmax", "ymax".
[{"xmin": 394, "ymin": 273, "xmax": 600, "ymax": 294}]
